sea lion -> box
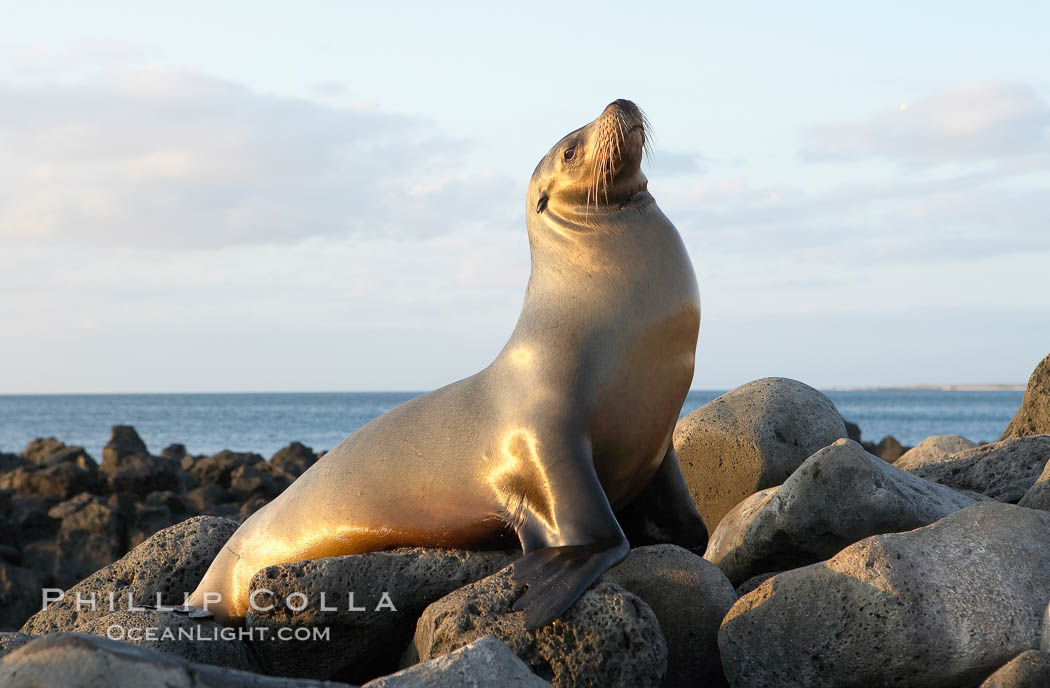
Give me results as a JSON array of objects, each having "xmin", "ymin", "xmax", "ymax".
[{"xmin": 188, "ymin": 99, "xmax": 706, "ymax": 628}]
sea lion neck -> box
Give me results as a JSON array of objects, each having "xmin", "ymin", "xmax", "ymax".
[{"xmin": 522, "ymin": 191, "xmax": 670, "ymax": 290}]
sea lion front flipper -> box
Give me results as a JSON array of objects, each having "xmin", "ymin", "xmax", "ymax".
[
  {"xmin": 617, "ymin": 445, "xmax": 708, "ymax": 553},
  {"xmin": 507, "ymin": 442, "xmax": 629, "ymax": 629}
]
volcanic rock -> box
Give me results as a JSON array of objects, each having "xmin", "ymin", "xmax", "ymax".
[
  {"xmin": 160, "ymin": 444, "xmax": 188, "ymax": 462},
  {"xmin": 718, "ymin": 503, "xmax": 1050, "ymax": 688},
  {"xmin": 22, "ymin": 515, "xmax": 237, "ymax": 635},
  {"xmin": 0, "ymin": 632, "xmax": 352, "ymax": 688},
  {"xmin": 75, "ymin": 609, "xmax": 260, "ymax": 672},
  {"xmin": 270, "ymin": 442, "xmax": 318, "ymax": 477},
  {"xmin": 895, "ymin": 434, "xmax": 978, "ymax": 470},
  {"xmin": 229, "ymin": 462, "xmax": 293, "ymax": 502},
  {"xmin": 48, "ymin": 493, "xmax": 125, "ymax": 587},
  {"xmin": 102, "ymin": 426, "xmax": 150, "ymax": 464},
  {"xmin": 606, "ymin": 545, "xmax": 736, "ymax": 687},
  {"xmin": 190, "ymin": 450, "xmax": 264, "ymax": 488},
  {"xmin": 706, "ymin": 439, "xmax": 977, "ymax": 584},
  {"xmin": 1018, "ymin": 459, "xmax": 1050, "ymax": 511},
  {"xmin": 0, "ymin": 461, "xmax": 104, "ymax": 501},
  {"xmin": 674, "ymin": 377, "xmax": 847, "ymax": 534},
  {"xmin": 245, "ymin": 547, "xmax": 517, "ymax": 683},
  {"xmin": 863, "ymin": 435, "xmax": 910, "ymax": 461},
  {"xmin": 0, "ymin": 564, "xmax": 44, "ymax": 631},
  {"xmin": 0, "ymin": 631, "xmax": 34, "ymax": 659},
  {"xmin": 980, "ymin": 650, "xmax": 1050, "ymax": 687},
  {"xmin": 185, "ymin": 484, "xmax": 230, "ymax": 512},
  {"xmin": 411, "ymin": 565, "xmax": 666, "ymax": 688},
  {"xmin": 1002, "ymin": 353, "xmax": 1050, "ymax": 440},
  {"xmin": 903, "ymin": 435, "xmax": 1050, "ymax": 503},
  {"xmin": 21, "ymin": 438, "xmax": 67, "ymax": 465},
  {"xmin": 363, "ymin": 635, "xmax": 551, "ymax": 687},
  {"xmin": 0, "ymin": 452, "xmax": 23, "ymax": 473}
]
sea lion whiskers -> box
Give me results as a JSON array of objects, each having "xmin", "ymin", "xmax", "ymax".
[
  {"xmin": 639, "ymin": 109, "xmax": 654, "ymax": 164},
  {"xmin": 584, "ymin": 104, "xmax": 650, "ymax": 211},
  {"xmin": 587, "ymin": 134, "xmax": 600, "ymax": 210}
]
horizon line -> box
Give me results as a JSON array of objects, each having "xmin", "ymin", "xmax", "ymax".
[{"xmin": 0, "ymin": 384, "xmax": 1026, "ymax": 396}]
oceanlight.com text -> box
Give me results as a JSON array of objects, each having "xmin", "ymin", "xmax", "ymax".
[{"xmin": 105, "ymin": 624, "xmax": 331, "ymax": 643}]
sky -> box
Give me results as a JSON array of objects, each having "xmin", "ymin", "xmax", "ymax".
[{"xmin": 1, "ymin": 1, "xmax": 1048, "ymax": 393}]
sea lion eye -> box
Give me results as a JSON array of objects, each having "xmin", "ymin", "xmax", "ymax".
[{"xmin": 563, "ymin": 146, "xmax": 577, "ymax": 162}]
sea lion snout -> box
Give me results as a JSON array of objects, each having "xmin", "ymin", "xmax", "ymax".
[
  {"xmin": 604, "ymin": 98, "xmax": 642, "ymax": 117},
  {"xmin": 601, "ymin": 100, "xmax": 647, "ymax": 144},
  {"xmin": 587, "ymin": 100, "xmax": 649, "ymax": 204}
]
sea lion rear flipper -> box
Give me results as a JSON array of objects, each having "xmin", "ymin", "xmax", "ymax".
[
  {"xmin": 507, "ymin": 443, "xmax": 629, "ymax": 629},
  {"xmin": 617, "ymin": 445, "xmax": 708, "ymax": 552},
  {"xmin": 511, "ymin": 539, "xmax": 629, "ymax": 628}
]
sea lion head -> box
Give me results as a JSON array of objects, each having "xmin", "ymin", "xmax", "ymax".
[{"xmin": 529, "ymin": 99, "xmax": 652, "ymax": 221}]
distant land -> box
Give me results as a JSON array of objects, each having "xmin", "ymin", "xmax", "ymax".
[{"xmin": 826, "ymin": 384, "xmax": 1025, "ymax": 392}]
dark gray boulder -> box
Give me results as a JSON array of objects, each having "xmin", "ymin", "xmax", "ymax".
[
  {"xmin": 674, "ymin": 377, "xmax": 847, "ymax": 534},
  {"xmin": 122, "ymin": 491, "xmax": 192, "ymax": 548},
  {"xmin": 1001, "ymin": 353, "xmax": 1050, "ymax": 440},
  {"xmin": 411, "ymin": 565, "xmax": 667, "ymax": 688},
  {"xmin": 74, "ymin": 609, "xmax": 260, "ymax": 672},
  {"xmin": 718, "ymin": 503, "xmax": 1050, "ymax": 688},
  {"xmin": 0, "ymin": 452, "xmax": 23, "ymax": 472},
  {"xmin": 21, "ymin": 438, "xmax": 67, "ymax": 465},
  {"xmin": 102, "ymin": 426, "xmax": 150, "ymax": 464},
  {"xmin": 270, "ymin": 442, "xmax": 318, "ymax": 477},
  {"xmin": 245, "ymin": 547, "xmax": 516, "ymax": 683},
  {"xmin": 1019, "ymin": 459, "xmax": 1050, "ymax": 511},
  {"xmin": 0, "ymin": 632, "xmax": 353, "ymax": 687},
  {"xmin": 705, "ymin": 439, "xmax": 977, "ymax": 584},
  {"xmin": 862, "ymin": 435, "xmax": 910, "ymax": 462},
  {"xmin": 35, "ymin": 445, "xmax": 94, "ymax": 468},
  {"xmin": 190, "ymin": 450, "xmax": 264, "ymax": 488},
  {"xmin": 903, "ymin": 436, "xmax": 1050, "ymax": 503},
  {"xmin": 0, "ymin": 460, "xmax": 104, "ymax": 501},
  {"xmin": 0, "ymin": 631, "xmax": 34, "ymax": 659},
  {"xmin": 103, "ymin": 453, "xmax": 181, "ymax": 494},
  {"xmin": 735, "ymin": 571, "xmax": 778, "ymax": 597},
  {"xmin": 160, "ymin": 444, "xmax": 189, "ymax": 462},
  {"xmin": 894, "ymin": 434, "xmax": 977, "ymax": 470},
  {"xmin": 100, "ymin": 427, "xmax": 182, "ymax": 495},
  {"xmin": 606, "ymin": 545, "xmax": 736, "ymax": 688},
  {"xmin": 186, "ymin": 484, "xmax": 230, "ymax": 512},
  {"xmin": 229, "ymin": 462, "xmax": 293, "ymax": 502},
  {"xmin": 48, "ymin": 493, "xmax": 126, "ymax": 587},
  {"xmin": 363, "ymin": 635, "xmax": 551, "ymax": 687},
  {"xmin": 145, "ymin": 490, "xmax": 192, "ymax": 514},
  {"xmin": 8, "ymin": 495, "xmax": 61, "ymax": 560},
  {"xmin": 22, "ymin": 515, "xmax": 236, "ymax": 635},
  {"xmin": 980, "ymin": 650, "xmax": 1050, "ymax": 687},
  {"xmin": 0, "ymin": 564, "xmax": 43, "ymax": 631}
]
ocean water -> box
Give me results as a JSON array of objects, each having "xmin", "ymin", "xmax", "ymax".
[{"xmin": 0, "ymin": 389, "xmax": 1023, "ymax": 462}]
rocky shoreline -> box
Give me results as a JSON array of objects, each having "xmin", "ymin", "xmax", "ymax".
[{"xmin": 1, "ymin": 353, "xmax": 1048, "ymax": 686}]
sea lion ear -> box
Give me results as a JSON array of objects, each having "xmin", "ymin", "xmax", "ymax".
[{"xmin": 536, "ymin": 192, "xmax": 549, "ymax": 214}]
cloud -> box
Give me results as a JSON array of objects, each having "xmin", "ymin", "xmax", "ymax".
[
  {"xmin": 5, "ymin": 40, "xmax": 154, "ymax": 80},
  {"xmin": 0, "ymin": 226, "xmax": 532, "ymax": 393},
  {"xmin": 648, "ymin": 150, "xmax": 708, "ymax": 175},
  {"xmin": 0, "ymin": 68, "xmax": 519, "ymax": 249},
  {"xmin": 801, "ymin": 81, "xmax": 1050, "ymax": 165},
  {"xmin": 662, "ymin": 169, "xmax": 1050, "ymax": 265}
]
